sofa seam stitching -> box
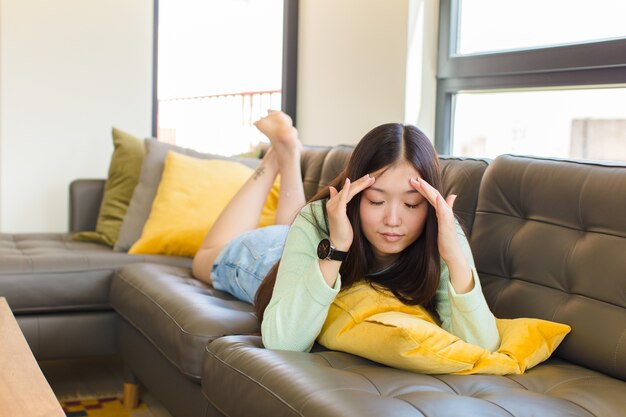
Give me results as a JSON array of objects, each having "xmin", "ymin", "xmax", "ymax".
[
  {"xmin": 577, "ymin": 170, "xmax": 591, "ymax": 229},
  {"xmin": 474, "ymin": 210, "xmax": 626, "ymax": 239},
  {"xmin": 544, "ymin": 375, "xmax": 605, "ymax": 392},
  {"xmin": 385, "ymin": 397, "xmax": 427, "ymax": 417},
  {"xmin": 502, "ymin": 374, "xmax": 529, "ymax": 390},
  {"xmin": 613, "ymin": 328, "xmax": 625, "ymax": 372},
  {"xmin": 479, "ymin": 273, "xmax": 623, "ymax": 310},
  {"xmin": 471, "ymin": 397, "xmax": 515, "ymax": 416},
  {"xmin": 429, "ymin": 376, "xmax": 460, "ymax": 394},
  {"xmin": 342, "ymin": 368, "xmax": 383, "ymax": 396},
  {"xmin": 205, "ymin": 348, "xmax": 303, "ymax": 416}
]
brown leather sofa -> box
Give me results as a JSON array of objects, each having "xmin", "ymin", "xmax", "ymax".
[
  {"xmin": 201, "ymin": 153, "xmax": 626, "ymax": 417},
  {"xmin": 1, "ymin": 145, "xmax": 625, "ymax": 416},
  {"xmin": 0, "ymin": 185, "xmax": 191, "ymax": 359}
]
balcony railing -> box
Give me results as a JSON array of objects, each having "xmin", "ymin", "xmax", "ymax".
[{"xmin": 157, "ymin": 89, "xmax": 282, "ymax": 156}]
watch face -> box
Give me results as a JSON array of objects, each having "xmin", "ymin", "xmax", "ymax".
[{"xmin": 317, "ymin": 238, "xmax": 331, "ymax": 259}]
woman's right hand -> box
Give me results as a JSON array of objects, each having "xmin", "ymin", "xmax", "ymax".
[{"xmin": 326, "ymin": 174, "xmax": 376, "ymax": 251}]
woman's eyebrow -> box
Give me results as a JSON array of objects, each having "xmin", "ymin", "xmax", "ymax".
[{"xmin": 367, "ymin": 186, "xmax": 420, "ymax": 195}]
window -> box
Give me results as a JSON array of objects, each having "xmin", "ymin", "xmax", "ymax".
[
  {"xmin": 436, "ymin": 0, "xmax": 626, "ymax": 162},
  {"xmin": 457, "ymin": 0, "xmax": 626, "ymax": 55},
  {"xmin": 154, "ymin": 0, "xmax": 298, "ymax": 155},
  {"xmin": 453, "ymin": 88, "xmax": 626, "ymax": 160}
]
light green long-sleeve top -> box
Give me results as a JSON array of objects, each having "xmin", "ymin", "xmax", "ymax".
[{"xmin": 261, "ymin": 200, "xmax": 501, "ymax": 352}]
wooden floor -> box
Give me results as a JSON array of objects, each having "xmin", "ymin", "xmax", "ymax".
[{"xmin": 39, "ymin": 355, "xmax": 173, "ymax": 417}]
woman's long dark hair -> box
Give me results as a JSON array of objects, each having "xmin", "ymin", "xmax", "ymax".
[{"xmin": 255, "ymin": 124, "xmax": 443, "ymax": 322}]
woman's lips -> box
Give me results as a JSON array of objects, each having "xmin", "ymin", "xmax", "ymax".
[{"xmin": 380, "ymin": 233, "xmax": 403, "ymax": 242}]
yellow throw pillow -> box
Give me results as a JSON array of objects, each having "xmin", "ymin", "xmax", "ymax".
[
  {"xmin": 74, "ymin": 128, "xmax": 145, "ymax": 246},
  {"xmin": 129, "ymin": 151, "xmax": 279, "ymax": 257},
  {"xmin": 318, "ymin": 283, "xmax": 571, "ymax": 375}
]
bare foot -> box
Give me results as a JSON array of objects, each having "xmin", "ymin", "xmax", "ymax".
[{"xmin": 254, "ymin": 110, "xmax": 301, "ymax": 154}]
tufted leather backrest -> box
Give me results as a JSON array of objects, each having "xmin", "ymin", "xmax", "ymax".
[
  {"xmin": 472, "ymin": 154, "xmax": 626, "ymax": 381},
  {"xmin": 439, "ymin": 157, "xmax": 490, "ymax": 236}
]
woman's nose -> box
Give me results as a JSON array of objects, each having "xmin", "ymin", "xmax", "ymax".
[{"xmin": 384, "ymin": 204, "xmax": 401, "ymax": 226}]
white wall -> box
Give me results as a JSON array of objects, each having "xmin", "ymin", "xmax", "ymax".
[
  {"xmin": 405, "ymin": 0, "xmax": 439, "ymax": 137},
  {"xmin": 0, "ymin": 0, "xmax": 438, "ymax": 232},
  {"xmin": 297, "ymin": 0, "xmax": 438, "ymax": 146},
  {"xmin": 0, "ymin": 0, "xmax": 153, "ymax": 233}
]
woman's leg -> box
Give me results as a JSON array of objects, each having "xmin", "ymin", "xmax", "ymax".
[
  {"xmin": 192, "ymin": 111, "xmax": 305, "ymax": 284},
  {"xmin": 255, "ymin": 112, "xmax": 306, "ymax": 225}
]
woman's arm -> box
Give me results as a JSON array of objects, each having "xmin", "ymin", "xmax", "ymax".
[
  {"xmin": 411, "ymin": 178, "xmax": 499, "ymax": 351},
  {"xmin": 261, "ymin": 202, "xmax": 341, "ymax": 352},
  {"xmin": 262, "ymin": 176, "xmax": 376, "ymax": 351},
  {"xmin": 436, "ymin": 222, "xmax": 500, "ymax": 351}
]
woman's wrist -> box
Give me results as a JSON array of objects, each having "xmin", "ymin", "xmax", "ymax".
[
  {"xmin": 328, "ymin": 234, "xmax": 351, "ymax": 252},
  {"xmin": 445, "ymin": 257, "xmax": 474, "ymax": 294}
]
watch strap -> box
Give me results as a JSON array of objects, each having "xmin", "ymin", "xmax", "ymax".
[{"xmin": 318, "ymin": 238, "xmax": 349, "ymax": 261}]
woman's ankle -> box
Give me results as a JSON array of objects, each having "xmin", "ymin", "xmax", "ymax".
[{"xmin": 259, "ymin": 147, "xmax": 280, "ymax": 174}]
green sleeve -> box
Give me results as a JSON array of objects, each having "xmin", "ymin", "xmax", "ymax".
[
  {"xmin": 261, "ymin": 201, "xmax": 341, "ymax": 352},
  {"xmin": 436, "ymin": 221, "xmax": 501, "ymax": 352}
]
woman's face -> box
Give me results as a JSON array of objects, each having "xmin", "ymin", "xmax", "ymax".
[{"xmin": 359, "ymin": 161, "xmax": 429, "ymax": 269}]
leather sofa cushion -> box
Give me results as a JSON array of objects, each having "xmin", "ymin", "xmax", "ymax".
[
  {"xmin": 0, "ymin": 233, "xmax": 190, "ymax": 314},
  {"xmin": 472, "ymin": 155, "xmax": 626, "ymax": 381},
  {"xmin": 439, "ymin": 157, "xmax": 490, "ymax": 236},
  {"xmin": 110, "ymin": 263, "xmax": 259, "ymax": 380},
  {"xmin": 204, "ymin": 335, "xmax": 626, "ymax": 417}
]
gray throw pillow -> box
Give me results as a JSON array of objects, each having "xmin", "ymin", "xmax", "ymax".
[{"xmin": 114, "ymin": 139, "xmax": 260, "ymax": 252}]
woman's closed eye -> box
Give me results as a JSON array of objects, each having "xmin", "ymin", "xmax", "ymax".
[
  {"xmin": 405, "ymin": 198, "xmax": 427, "ymax": 209},
  {"xmin": 368, "ymin": 199, "xmax": 423, "ymax": 209}
]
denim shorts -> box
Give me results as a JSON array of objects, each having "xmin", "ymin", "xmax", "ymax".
[{"xmin": 211, "ymin": 225, "xmax": 290, "ymax": 304}]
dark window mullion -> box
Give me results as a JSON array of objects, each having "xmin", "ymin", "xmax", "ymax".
[
  {"xmin": 442, "ymin": 66, "xmax": 626, "ymax": 92},
  {"xmin": 440, "ymin": 38, "xmax": 626, "ymax": 79},
  {"xmin": 281, "ymin": 0, "xmax": 298, "ymax": 126}
]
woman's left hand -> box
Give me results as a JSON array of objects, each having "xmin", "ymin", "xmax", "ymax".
[
  {"xmin": 410, "ymin": 178, "xmax": 461, "ymax": 261},
  {"xmin": 410, "ymin": 178, "xmax": 474, "ymax": 293}
]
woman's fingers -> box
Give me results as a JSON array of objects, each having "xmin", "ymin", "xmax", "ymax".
[
  {"xmin": 446, "ymin": 194, "xmax": 457, "ymax": 209},
  {"xmin": 411, "ymin": 178, "xmax": 458, "ymax": 216},
  {"xmin": 329, "ymin": 174, "xmax": 375, "ymax": 204},
  {"xmin": 326, "ymin": 179, "xmax": 355, "ymax": 250},
  {"xmin": 410, "ymin": 178, "xmax": 439, "ymax": 207},
  {"xmin": 436, "ymin": 195, "xmax": 455, "ymax": 220},
  {"xmin": 341, "ymin": 178, "xmax": 351, "ymax": 204},
  {"xmin": 345, "ymin": 174, "xmax": 375, "ymax": 201}
]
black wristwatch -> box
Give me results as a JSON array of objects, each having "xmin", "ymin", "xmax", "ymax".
[{"xmin": 317, "ymin": 238, "xmax": 349, "ymax": 262}]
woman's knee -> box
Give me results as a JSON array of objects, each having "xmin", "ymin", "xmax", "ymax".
[{"xmin": 192, "ymin": 247, "xmax": 222, "ymax": 284}]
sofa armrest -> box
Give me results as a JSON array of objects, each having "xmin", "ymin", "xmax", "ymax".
[
  {"xmin": 69, "ymin": 179, "xmax": 105, "ymax": 232},
  {"xmin": 203, "ymin": 335, "xmax": 381, "ymax": 417}
]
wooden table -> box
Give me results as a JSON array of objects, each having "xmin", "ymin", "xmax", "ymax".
[{"xmin": 0, "ymin": 297, "xmax": 65, "ymax": 417}]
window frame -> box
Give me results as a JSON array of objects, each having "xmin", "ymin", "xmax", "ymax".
[
  {"xmin": 435, "ymin": 0, "xmax": 626, "ymax": 155},
  {"xmin": 151, "ymin": 0, "xmax": 299, "ymax": 137}
]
